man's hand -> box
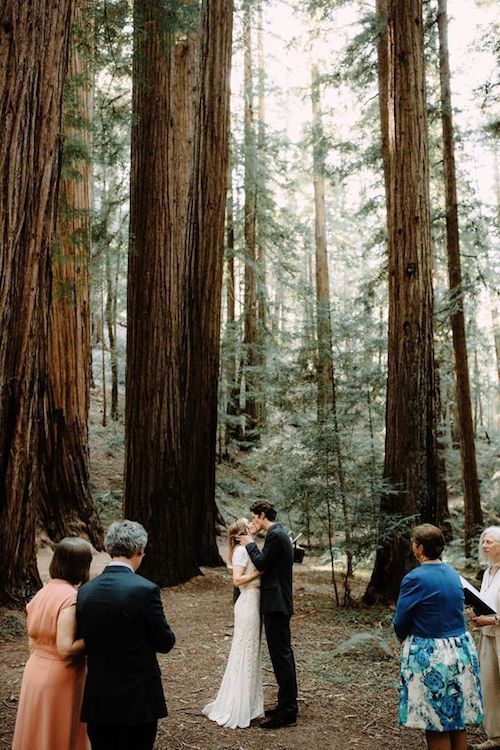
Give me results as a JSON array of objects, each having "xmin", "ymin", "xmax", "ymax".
[{"xmin": 238, "ymin": 532, "xmax": 253, "ymax": 546}]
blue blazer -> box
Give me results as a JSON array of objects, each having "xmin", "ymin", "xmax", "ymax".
[{"xmin": 77, "ymin": 565, "xmax": 175, "ymax": 725}]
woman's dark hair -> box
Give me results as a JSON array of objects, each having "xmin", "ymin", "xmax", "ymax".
[
  {"xmin": 49, "ymin": 537, "xmax": 93, "ymax": 585},
  {"xmin": 411, "ymin": 523, "xmax": 445, "ymax": 560},
  {"xmin": 250, "ymin": 500, "xmax": 277, "ymax": 521}
]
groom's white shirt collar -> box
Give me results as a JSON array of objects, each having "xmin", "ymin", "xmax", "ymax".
[{"xmin": 107, "ymin": 561, "xmax": 134, "ymax": 572}]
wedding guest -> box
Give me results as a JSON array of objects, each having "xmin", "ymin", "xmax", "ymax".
[
  {"xmin": 77, "ymin": 520, "xmax": 175, "ymax": 750},
  {"xmin": 470, "ymin": 526, "xmax": 500, "ymax": 750},
  {"xmin": 393, "ymin": 523, "xmax": 483, "ymax": 750},
  {"xmin": 12, "ymin": 537, "xmax": 93, "ymax": 750},
  {"xmin": 202, "ymin": 518, "xmax": 263, "ymax": 728}
]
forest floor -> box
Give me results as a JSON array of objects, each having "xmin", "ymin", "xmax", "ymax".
[
  {"xmin": 0, "ymin": 556, "xmax": 489, "ymax": 750},
  {"xmin": 0, "ymin": 386, "xmax": 490, "ymax": 749}
]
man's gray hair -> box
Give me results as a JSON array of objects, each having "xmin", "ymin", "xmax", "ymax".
[
  {"xmin": 478, "ymin": 525, "xmax": 500, "ymax": 565},
  {"xmin": 105, "ymin": 520, "xmax": 148, "ymax": 558}
]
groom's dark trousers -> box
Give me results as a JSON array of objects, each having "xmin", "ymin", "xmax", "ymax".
[
  {"xmin": 246, "ymin": 523, "xmax": 298, "ymax": 716},
  {"xmin": 86, "ymin": 721, "xmax": 157, "ymax": 750},
  {"xmin": 264, "ymin": 613, "xmax": 298, "ymax": 714}
]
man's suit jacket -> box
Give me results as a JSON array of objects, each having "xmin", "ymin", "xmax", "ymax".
[
  {"xmin": 77, "ymin": 565, "xmax": 175, "ymax": 726},
  {"xmin": 246, "ymin": 523, "xmax": 294, "ymax": 615}
]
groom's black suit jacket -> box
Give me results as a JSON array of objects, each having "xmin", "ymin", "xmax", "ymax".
[
  {"xmin": 77, "ymin": 565, "xmax": 175, "ymax": 726},
  {"xmin": 246, "ymin": 523, "xmax": 294, "ymax": 615}
]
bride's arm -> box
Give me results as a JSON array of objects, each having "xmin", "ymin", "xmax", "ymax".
[
  {"xmin": 56, "ymin": 604, "xmax": 86, "ymax": 658},
  {"xmin": 232, "ymin": 564, "xmax": 261, "ymax": 587}
]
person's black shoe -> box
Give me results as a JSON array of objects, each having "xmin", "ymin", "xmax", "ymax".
[
  {"xmin": 260, "ymin": 713, "xmax": 297, "ymax": 729},
  {"xmin": 264, "ymin": 706, "xmax": 281, "ymax": 718}
]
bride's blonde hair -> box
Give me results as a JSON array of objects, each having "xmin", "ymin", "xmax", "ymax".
[{"xmin": 227, "ymin": 518, "xmax": 248, "ymax": 563}]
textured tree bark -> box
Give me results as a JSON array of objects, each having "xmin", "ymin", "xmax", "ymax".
[
  {"xmin": 492, "ymin": 300, "xmax": 500, "ymax": 385},
  {"xmin": 311, "ymin": 64, "xmax": 335, "ymax": 422},
  {"xmin": 365, "ymin": 0, "xmax": 440, "ymax": 603},
  {"xmin": 0, "ymin": 0, "xmax": 74, "ymax": 604},
  {"xmin": 241, "ymin": 4, "xmax": 260, "ymax": 443},
  {"xmin": 40, "ymin": 1, "xmax": 104, "ymax": 549},
  {"xmin": 311, "ymin": 64, "xmax": 353, "ymax": 588},
  {"xmin": 183, "ymin": 0, "xmax": 233, "ymax": 566},
  {"xmin": 438, "ymin": 0, "xmax": 482, "ymax": 556},
  {"xmin": 224, "ymin": 163, "xmax": 243, "ymax": 444},
  {"xmin": 125, "ymin": 3, "xmax": 199, "ymax": 585},
  {"xmin": 255, "ymin": 0, "xmax": 267, "ymax": 429}
]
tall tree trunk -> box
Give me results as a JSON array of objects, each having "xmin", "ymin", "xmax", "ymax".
[
  {"xmin": 492, "ymin": 300, "xmax": 500, "ymax": 385},
  {"xmin": 438, "ymin": 0, "xmax": 482, "ymax": 556},
  {"xmin": 311, "ymin": 64, "xmax": 353, "ymax": 588},
  {"xmin": 435, "ymin": 364, "xmax": 452, "ymax": 540},
  {"xmin": 99, "ymin": 267, "xmax": 107, "ymax": 428},
  {"xmin": 183, "ymin": 0, "xmax": 233, "ymax": 566},
  {"xmin": 311, "ymin": 64, "xmax": 335, "ymax": 422},
  {"xmin": 40, "ymin": 2, "xmax": 103, "ymax": 549},
  {"xmin": 242, "ymin": 3, "xmax": 260, "ymax": 443},
  {"xmin": 125, "ymin": 3, "xmax": 199, "ymax": 585},
  {"xmin": 473, "ymin": 347, "xmax": 484, "ymax": 430},
  {"xmin": 365, "ymin": 0, "xmax": 439, "ymax": 603},
  {"xmin": 0, "ymin": 0, "xmax": 74, "ymax": 604},
  {"xmin": 492, "ymin": 148, "xmax": 500, "ymax": 386},
  {"xmin": 105, "ymin": 245, "xmax": 119, "ymax": 421},
  {"xmin": 224, "ymin": 162, "xmax": 242, "ymax": 444},
  {"xmin": 255, "ymin": 0, "xmax": 267, "ymax": 428}
]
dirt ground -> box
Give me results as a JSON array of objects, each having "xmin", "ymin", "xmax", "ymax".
[
  {"xmin": 0, "ymin": 551, "xmax": 488, "ymax": 750},
  {"xmin": 0, "ymin": 390, "xmax": 489, "ymax": 748}
]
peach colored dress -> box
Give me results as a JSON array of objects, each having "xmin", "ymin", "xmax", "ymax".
[{"xmin": 12, "ymin": 579, "xmax": 89, "ymax": 750}]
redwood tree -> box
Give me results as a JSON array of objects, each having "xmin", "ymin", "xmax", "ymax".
[
  {"xmin": 183, "ymin": 0, "xmax": 233, "ymax": 566},
  {"xmin": 437, "ymin": 0, "xmax": 482, "ymax": 556},
  {"xmin": 311, "ymin": 63, "xmax": 353, "ymax": 589},
  {"xmin": 125, "ymin": 2, "xmax": 199, "ymax": 585},
  {"xmin": 241, "ymin": 1, "xmax": 260, "ymax": 442},
  {"xmin": 40, "ymin": 2, "xmax": 103, "ymax": 549},
  {"xmin": 0, "ymin": 0, "xmax": 75, "ymax": 603},
  {"xmin": 365, "ymin": 0, "xmax": 440, "ymax": 603}
]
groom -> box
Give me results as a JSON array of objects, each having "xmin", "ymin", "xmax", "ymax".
[{"xmin": 239, "ymin": 500, "xmax": 298, "ymax": 729}]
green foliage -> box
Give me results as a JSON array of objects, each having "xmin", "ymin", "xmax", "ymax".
[
  {"xmin": 93, "ymin": 490, "xmax": 122, "ymax": 527},
  {"xmin": 0, "ymin": 613, "xmax": 25, "ymax": 641}
]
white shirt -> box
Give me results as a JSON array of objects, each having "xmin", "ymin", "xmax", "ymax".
[{"xmin": 480, "ymin": 565, "xmax": 500, "ymax": 636}]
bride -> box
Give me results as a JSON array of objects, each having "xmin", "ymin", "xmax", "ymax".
[{"xmin": 202, "ymin": 518, "xmax": 264, "ymax": 729}]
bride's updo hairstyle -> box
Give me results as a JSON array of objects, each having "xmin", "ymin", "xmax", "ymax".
[{"xmin": 227, "ymin": 518, "xmax": 248, "ymax": 563}]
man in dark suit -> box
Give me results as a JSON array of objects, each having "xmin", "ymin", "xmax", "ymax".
[
  {"xmin": 77, "ymin": 520, "xmax": 176, "ymax": 750},
  {"xmin": 239, "ymin": 500, "xmax": 298, "ymax": 729}
]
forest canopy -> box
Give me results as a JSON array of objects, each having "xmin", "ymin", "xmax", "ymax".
[{"xmin": 0, "ymin": 0, "xmax": 498, "ymax": 606}]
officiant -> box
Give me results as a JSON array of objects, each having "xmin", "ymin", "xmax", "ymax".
[{"xmin": 471, "ymin": 526, "xmax": 500, "ymax": 750}]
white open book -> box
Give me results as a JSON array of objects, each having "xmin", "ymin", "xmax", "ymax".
[{"xmin": 460, "ymin": 575, "xmax": 497, "ymax": 616}]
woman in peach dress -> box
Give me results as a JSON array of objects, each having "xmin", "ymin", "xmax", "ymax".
[{"xmin": 12, "ymin": 537, "xmax": 93, "ymax": 750}]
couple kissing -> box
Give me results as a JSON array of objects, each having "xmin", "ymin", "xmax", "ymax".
[{"xmin": 203, "ymin": 500, "xmax": 298, "ymax": 730}]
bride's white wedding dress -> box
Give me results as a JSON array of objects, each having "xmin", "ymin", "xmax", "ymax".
[{"xmin": 202, "ymin": 545, "xmax": 264, "ymax": 728}]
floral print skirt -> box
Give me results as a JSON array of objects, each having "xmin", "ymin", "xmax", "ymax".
[{"xmin": 399, "ymin": 633, "xmax": 483, "ymax": 731}]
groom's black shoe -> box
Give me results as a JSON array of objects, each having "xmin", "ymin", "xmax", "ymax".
[
  {"xmin": 264, "ymin": 706, "xmax": 281, "ymax": 718},
  {"xmin": 260, "ymin": 712, "xmax": 297, "ymax": 729}
]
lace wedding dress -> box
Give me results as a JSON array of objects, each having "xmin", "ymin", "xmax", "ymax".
[{"xmin": 202, "ymin": 546, "xmax": 264, "ymax": 728}]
